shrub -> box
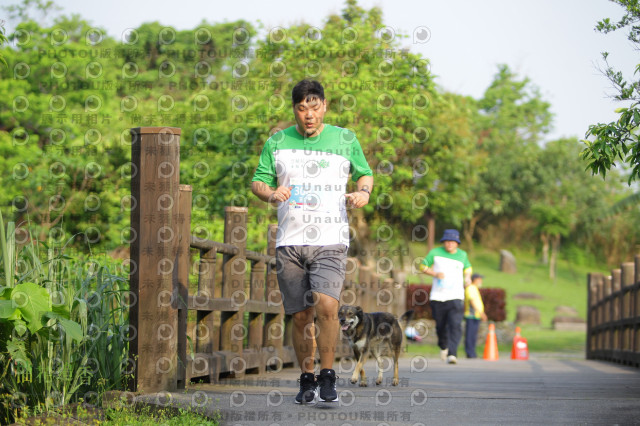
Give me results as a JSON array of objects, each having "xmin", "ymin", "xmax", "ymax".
[
  {"xmin": 0, "ymin": 211, "xmax": 129, "ymax": 424},
  {"xmin": 480, "ymin": 288, "xmax": 506, "ymax": 322},
  {"xmin": 406, "ymin": 285, "xmax": 433, "ymax": 319},
  {"xmin": 406, "ymin": 284, "xmax": 506, "ymax": 321}
]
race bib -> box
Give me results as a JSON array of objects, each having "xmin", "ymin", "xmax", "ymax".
[{"xmin": 288, "ymin": 178, "xmax": 345, "ymax": 213}]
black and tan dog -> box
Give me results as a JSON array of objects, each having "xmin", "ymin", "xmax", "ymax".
[{"xmin": 338, "ymin": 305, "xmax": 414, "ymax": 386}]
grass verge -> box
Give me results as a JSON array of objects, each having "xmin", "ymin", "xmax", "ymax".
[
  {"xmin": 101, "ymin": 404, "xmax": 220, "ymax": 426},
  {"xmin": 405, "ymin": 325, "xmax": 586, "ymax": 359}
]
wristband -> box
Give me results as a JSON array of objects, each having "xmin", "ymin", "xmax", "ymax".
[{"xmin": 360, "ymin": 188, "xmax": 371, "ymax": 195}]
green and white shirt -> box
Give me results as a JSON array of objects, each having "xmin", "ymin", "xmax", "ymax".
[
  {"xmin": 252, "ymin": 124, "xmax": 372, "ymax": 247},
  {"xmin": 421, "ymin": 246, "xmax": 472, "ymax": 301}
]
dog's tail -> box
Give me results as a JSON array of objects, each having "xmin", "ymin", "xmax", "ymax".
[{"xmin": 398, "ymin": 310, "xmax": 415, "ymax": 330}]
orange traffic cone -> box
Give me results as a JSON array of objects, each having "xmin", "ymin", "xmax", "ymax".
[
  {"xmin": 511, "ymin": 326, "xmax": 529, "ymax": 360},
  {"xmin": 483, "ymin": 323, "xmax": 499, "ymax": 361}
]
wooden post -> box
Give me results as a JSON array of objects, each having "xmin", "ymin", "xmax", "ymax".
[
  {"xmin": 264, "ymin": 224, "xmax": 283, "ymax": 351},
  {"xmin": 587, "ymin": 273, "xmax": 596, "ymax": 359},
  {"xmin": 197, "ymin": 248, "xmax": 217, "ymax": 353},
  {"xmin": 129, "ymin": 126, "xmax": 181, "ymax": 393},
  {"xmin": 622, "ymin": 263, "xmax": 634, "ymax": 318},
  {"xmin": 176, "ymin": 185, "xmax": 191, "ymax": 389},
  {"xmin": 426, "ymin": 211, "xmax": 435, "ymax": 253},
  {"xmin": 221, "ymin": 207, "xmax": 248, "ymax": 377},
  {"xmin": 595, "ymin": 274, "xmax": 604, "ymax": 353},
  {"xmin": 635, "ymin": 256, "xmax": 640, "ymax": 357},
  {"xmin": 621, "ymin": 262, "xmax": 635, "ymax": 355},
  {"xmin": 248, "ymin": 260, "xmax": 266, "ymax": 352},
  {"xmin": 612, "ymin": 269, "xmax": 621, "ymax": 322}
]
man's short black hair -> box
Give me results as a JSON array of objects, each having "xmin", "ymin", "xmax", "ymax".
[{"xmin": 292, "ymin": 79, "xmax": 325, "ymax": 105}]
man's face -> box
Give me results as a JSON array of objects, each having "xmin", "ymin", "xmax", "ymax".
[
  {"xmin": 443, "ymin": 240, "xmax": 459, "ymax": 253},
  {"xmin": 293, "ymin": 97, "xmax": 326, "ymax": 137}
]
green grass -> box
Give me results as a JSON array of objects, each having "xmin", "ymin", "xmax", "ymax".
[
  {"xmin": 403, "ymin": 243, "xmax": 604, "ymax": 356},
  {"xmin": 406, "ymin": 327, "xmax": 586, "ymax": 358},
  {"xmin": 469, "ymin": 246, "xmax": 596, "ymax": 326},
  {"xmin": 516, "ymin": 327, "xmax": 585, "ymax": 353},
  {"xmin": 9, "ymin": 403, "xmax": 220, "ymax": 426},
  {"xmin": 101, "ymin": 405, "xmax": 220, "ymax": 426}
]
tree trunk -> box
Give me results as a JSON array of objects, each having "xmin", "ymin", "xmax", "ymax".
[
  {"xmin": 540, "ymin": 233, "xmax": 549, "ymax": 265},
  {"xmin": 549, "ymin": 234, "xmax": 560, "ymax": 280},
  {"xmin": 462, "ymin": 216, "xmax": 478, "ymax": 254},
  {"xmin": 348, "ymin": 208, "xmax": 373, "ymax": 265},
  {"xmin": 426, "ymin": 210, "xmax": 435, "ymax": 253}
]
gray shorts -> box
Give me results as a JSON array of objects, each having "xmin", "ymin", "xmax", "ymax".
[{"xmin": 275, "ymin": 244, "xmax": 347, "ymax": 314}]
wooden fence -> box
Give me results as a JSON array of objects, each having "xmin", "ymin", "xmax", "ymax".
[
  {"xmin": 128, "ymin": 127, "xmax": 407, "ymax": 393},
  {"xmin": 586, "ymin": 255, "xmax": 640, "ymax": 367}
]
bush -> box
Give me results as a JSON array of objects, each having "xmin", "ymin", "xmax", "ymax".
[
  {"xmin": 0, "ymin": 211, "xmax": 129, "ymax": 424},
  {"xmin": 406, "ymin": 285, "xmax": 506, "ymax": 321},
  {"xmin": 406, "ymin": 285, "xmax": 433, "ymax": 319},
  {"xmin": 480, "ymin": 287, "xmax": 506, "ymax": 321}
]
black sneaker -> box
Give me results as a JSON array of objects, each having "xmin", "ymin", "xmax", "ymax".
[
  {"xmin": 295, "ymin": 372, "xmax": 317, "ymax": 404},
  {"xmin": 316, "ymin": 368, "xmax": 339, "ymax": 402}
]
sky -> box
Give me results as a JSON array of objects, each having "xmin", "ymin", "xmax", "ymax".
[{"xmin": 4, "ymin": 0, "xmax": 638, "ymax": 142}]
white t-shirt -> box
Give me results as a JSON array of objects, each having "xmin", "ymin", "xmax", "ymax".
[{"xmin": 252, "ymin": 125, "xmax": 372, "ymax": 247}]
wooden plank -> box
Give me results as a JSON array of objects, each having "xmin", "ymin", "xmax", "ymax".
[
  {"xmin": 186, "ymin": 350, "xmax": 238, "ymax": 382},
  {"xmin": 242, "ymin": 348, "xmax": 263, "ymax": 371},
  {"xmin": 188, "ymin": 296, "xmax": 282, "ymax": 314},
  {"xmin": 190, "ymin": 236, "xmax": 238, "ymax": 255},
  {"xmin": 246, "ymin": 250, "xmax": 275, "ymax": 265}
]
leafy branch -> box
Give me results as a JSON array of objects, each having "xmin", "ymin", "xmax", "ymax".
[{"xmin": 582, "ymin": 0, "xmax": 640, "ymax": 184}]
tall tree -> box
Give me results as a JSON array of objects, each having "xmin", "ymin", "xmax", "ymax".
[
  {"xmin": 463, "ymin": 65, "xmax": 552, "ymax": 247},
  {"xmin": 0, "ymin": 7, "xmax": 255, "ymax": 249},
  {"xmin": 241, "ymin": 0, "xmax": 474, "ymax": 261}
]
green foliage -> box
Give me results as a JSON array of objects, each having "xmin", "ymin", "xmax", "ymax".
[
  {"xmin": 0, "ymin": 22, "xmax": 7, "ymax": 67},
  {"xmin": 102, "ymin": 404, "xmax": 220, "ymax": 426},
  {"xmin": 582, "ymin": 0, "xmax": 640, "ymax": 183},
  {"xmin": 474, "ymin": 65, "xmax": 552, "ymax": 219},
  {"xmin": 0, "ymin": 210, "xmax": 129, "ymax": 424},
  {"xmin": 0, "ymin": 0, "xmax": 638, "ymax": 265}
]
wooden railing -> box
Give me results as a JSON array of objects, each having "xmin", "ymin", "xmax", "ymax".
[
  {"xmin": 587, "ymin": 255, "xmax": 640, "ymax": 367},
  {"xmin": 128, "ymin": 127, "xmax": 406, "ymax": 392}
]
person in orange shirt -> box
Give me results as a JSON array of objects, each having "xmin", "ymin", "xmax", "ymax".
[{"xmin": 464, "ymin": 273, "xmax": 488, "ymax": 358}]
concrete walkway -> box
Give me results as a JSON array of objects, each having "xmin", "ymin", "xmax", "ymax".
[{"xmin": 152, "ymin": 354, "xmax": 640, "ymax": 425}]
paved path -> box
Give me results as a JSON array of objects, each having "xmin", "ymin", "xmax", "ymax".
[{"xmin": 151, "ymin": 354, "xmax": 640, "ymax": 425}]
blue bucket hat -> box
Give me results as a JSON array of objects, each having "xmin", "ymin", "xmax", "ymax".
[{"xmin": 440, "ymin": 229, "xmax": 461, "ymax": 244}]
